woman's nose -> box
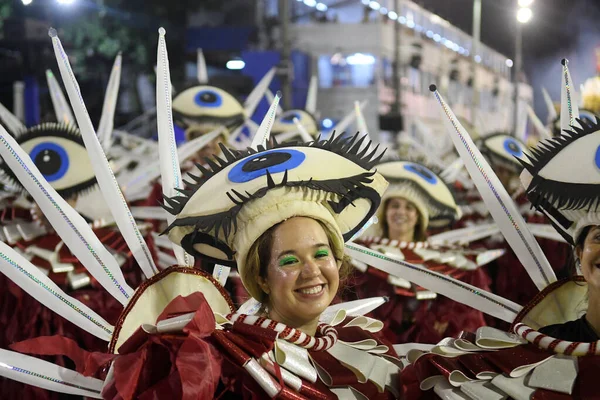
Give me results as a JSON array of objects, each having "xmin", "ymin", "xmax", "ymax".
[{"xmin": 301, "ymin": 259, "xmax": 321, "ymax": 278}]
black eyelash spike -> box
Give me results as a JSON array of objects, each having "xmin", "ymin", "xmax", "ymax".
[{"xmin": 265, "ymin": 169, "xmax": 276, "ymax": 189}]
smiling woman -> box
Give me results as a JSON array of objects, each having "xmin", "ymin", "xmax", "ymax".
[{"xmin": 246, "ymin": 217, "xmax": 352, "ymax": 335}]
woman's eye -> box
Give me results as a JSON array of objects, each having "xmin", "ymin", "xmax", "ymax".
[
  {"xmin": 315, "ymin": 249, "xmax": 329, "ymax": 258},
  {"xmin": 279, "ymin": 256, "xmax": 299, "ymax": 266}
]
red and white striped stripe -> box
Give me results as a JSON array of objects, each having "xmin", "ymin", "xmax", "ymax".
[
  {"xmin": 228, "ymin": 313, "xmax": 338, "ymax": 351},
  {"xmin": 514, "ymin": 323, "xmax": 600, "ymax": 356}
]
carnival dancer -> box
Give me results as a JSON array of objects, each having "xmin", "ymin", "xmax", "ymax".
[
  {"xmin": 391, "ymin": 80, "xmax": 600, "ymax": 399},
  {"xmin": 0, "ymin": 27, "xmax": 407, "ymax": 399}
]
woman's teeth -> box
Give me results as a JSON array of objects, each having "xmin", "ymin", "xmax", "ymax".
[{"xmin": 297, "ymin": 284, "xmax": 324, "ymax": 295}]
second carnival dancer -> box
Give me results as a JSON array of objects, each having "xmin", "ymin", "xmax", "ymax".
[
  {"xmin": 348, "ymin": 160, "xmax": 492, "ymax": 345},
  {"xmin": 0, "ymin": 28, "xmax": 406, "ymax": 399},
  {"xmin": 396, "ymin": 78, "xmax": 600, "ymax": 398}
]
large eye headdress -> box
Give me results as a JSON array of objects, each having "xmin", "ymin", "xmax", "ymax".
[
  {"xmin": 0, "ymin": 123, "xmax": 96, "ymax": 199},
  {"xmin": 172, "ymin": 85, "xmax": 246, "ymax": 139},
  {"xmin": 162, "ymin": 132, "xmax": 388, "ymax": 268},
  {"xmin": 520, "ymin": 117, "xmax": 600, "ymax": 244},
  {"xmin": 271, "ymin": 109, "xmax": 319, "ymax": 137},
  {"xmin": 477, "ymin": 133, "xmax": 529, "ymax": 173},
  {"xmin": 377, "ymin": 160, "xmax": 462, "ymax": 229}
]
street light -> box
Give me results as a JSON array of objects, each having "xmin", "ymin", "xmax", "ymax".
[
  {"xmin": 518, "ymin": 0, "xmax": 534, "ymax": 7},
  {"xmin": 516, "ymin": 7, "xmax": 533, "ymax": 23},
  {"xmin": 21, "ymin": 0, "xmax": 33, "ymax": 5}
]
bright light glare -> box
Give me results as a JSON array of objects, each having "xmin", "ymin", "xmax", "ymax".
[
  {"xmin": 517, "ymin": 7, "xmax": 532, "ymax": 23},
  {"xmin": 518, "ymin": 0, "xmax": 534, "ymax": 7},
  {"xmin": 506, "ymin": 59, "xmax": 514, "ymax": 67},
  {"xmin": 226, "ymin": 60, "xmax": 245, "ymax": 70},
  {"xmin": 433, "ymin": 33, "xmax": 441, "ymax": 42},
  {"xmin": 388, "ymin": 11, "xmax": 398, "ymax": 20},
  {"xmin": 406, "ymin": 20, "xmax": 415, "ymax": 28},
  {"xmin": 21, "ymin": 0, "xmax": 33, "ymax": 4},
  {"xmin": 369, "ymin": 1, "xmax": 380, "ymax": 11},
  {"xmin": 346, "ymin": 53, "xmax": 376, "ymax": 65},
  {"xmin": 322, "ymin": 118, "xmax": 333, "ymax": 129},
  {"xmin": 316, "ymin": 2, "xmax": 327, "ymax": 11},
  {"xmin": 398, "ymin": 16, "xmax": 407, "ymax": 24},
  {"xmin": 474, "ymin": 55, "xmax": 482, "ymax": 63},
  {"xmin": 57, "ymin": 0, "xmax": 75, "ymax": 4},
  {"xmin": 303, "ymin": 0, "xmax": 316, "ymax": 6},
  {"xmin": 379, "ymin": 7, "xmax": 388, "ymax": 14}
]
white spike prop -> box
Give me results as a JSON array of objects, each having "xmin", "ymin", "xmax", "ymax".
[
  {"xmin": 428, "ymin": 223, "xmax": 501, "ymax": 246},
  {"xmin": 97, "ymin": 53, "xmax": 122, "ymax": 151},
  {"xmin": 0, "ymin": 124, "xmax": 133, "ymax": 304},
  {"xmin": 560, "ymin": 59, "xmax": 580, "ymax": 133},
  {"xmin": 196, "ymin": 48, "xmax": 208, "ymax": 84},
  {"xmin": 431, "ymin": 85, "xmax": 556, "ymax": 291},
  {"xmin": 250, "ymin": 91, "xmax": 281, "ymax": 150},
  {"xmin": 292, "ymin": 117, "xmax": 313, "ymax": 142},
  {"xmin": 526, "ymin": 104, "xmax": 552, "ymax": 140},
  {"xmin": 46, "ymin": 70, "xmax": 76, "ymax": 127},
  {"xmin": 345, "ymin": 242, "xmax": 522, "ymax": 322},
  {"xmin": 0, "ymin": 241, "xmax": 113, "ymax": 340},
  {"xmin": 0, "ymin": 101, "xmax": 26, "ymax": 135},
  {"xmin": 265, "ymin": 89, "xmax": 284, "ymax": 116},
  {"xmin": 156, "ymin": 28, "xmax": 193, "ymax": 266},
  {"xmin": 515, "ymin": 99, "xmax": 528, "ymax": 142},
  {"xmin": 0, "ymin": 349, "xmax": 104, "ymax": 398},
  {"xmin": 305, "ymin": 75, "xmax": 318, "ymax": 115},
  {"xmin": 541, "ymin": 87, "xmax": 557, "ymax": 123},
  {"xmin": 527, "ymin": 223, "xmax": 568, "ymax": 243},
  {"xmin": 244, "ymin": 67, "xmax": 276, "ymax": 118},
  {"xmin": 50, "ymin": 29, "xmax": 159, "ymax": 279},
  {"xmin": 323, "ymin": 100, "xmax": 367, "ymax": 139}
]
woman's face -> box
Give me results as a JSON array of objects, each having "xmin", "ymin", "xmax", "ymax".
[
  {"xmin": 259, "ymin": 217, "xmax": 340, "ymax": 328},
  {"xmin": 386, "ymin": 197, "xmax": 419, "ymax": 237},
  {"xmin": 578, "ymin": 225, "xmax": 600, "ymax": 291}
]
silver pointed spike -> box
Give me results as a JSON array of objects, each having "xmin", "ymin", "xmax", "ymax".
[
  {"xmin": 250, "ymin": 91, "xmax": 281, "ymax": 150},
  {"xmin": 156, "ymin": 27, "xmax": 193, "ymax": 266},
  {"xmin": 0, "ymin": 101, "xmax": 26, "ymax": 135},
  {"xmin": 197, "ymin": 48, "xmax": 209, "ymax": 84},
  {"xmin": 51, "ymin": 29, "xmax": 160, "ymax": 279},
  {"xmin": 244, "ymin": 67, "xmax": 276, "ymax": 117},
  {"xmin": 265, "ymin": 89, "xmax": 284, "ymax": 116},
  {"xmin": 560, "ymin": 59, "xmax": 580, "ymax": 132},
  {"xmin": 346, "ymin": 242, "xmax": 522, "ymax": 322},
  {"xmin": 305, "ymin": 75, "xmax": 318, "ymax": 115},
  {"xmin": 541, "ymin": 86, "xmax": 557, "ymax": 123},
  {"xmin": 97, "ymin": 53, "xmax": 122, "ymax": 151},
  {"xmin": 0, "ymin": 349, "xmax": 104, "ymax": 398},
  {"xmin": 292, "ymin": 117, "xmax": 313, "ymax": 142},
  {"xmin": 526, "ymin": 104, "xmax": 552, "ymax": 140},
  {"xmin": 46, "ymin": 70, "xmax": 76, "ymax": 127},
  {"xmin": 0, "ymin": 241, "xmax": 113, "ymax": 340},
  {"xmin": 431, "ymin": 85, "xmax": 557, "ymax": 291}
]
